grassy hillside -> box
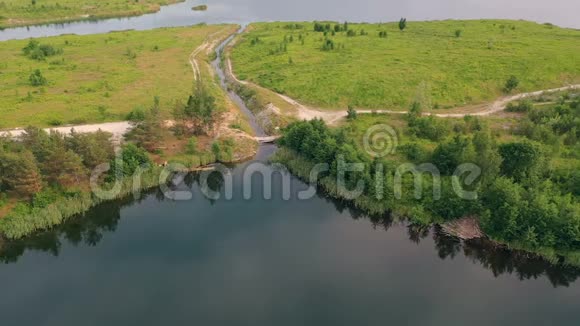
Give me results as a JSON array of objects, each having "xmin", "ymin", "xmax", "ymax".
[
  {"xmin": 0, "ymin": 24, "xmax": 237, "ymax": 128},
  {"xmin": 231, "ymin": 20, "xmax": 580, "ymax": 110},
  {"xmin": 0, "ymin": 0, "xmax": 183, "ymax": 28}
]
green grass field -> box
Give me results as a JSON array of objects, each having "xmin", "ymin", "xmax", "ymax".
[
  {"xmin": 0, "ymin": 24, "xmax": 238, "ymax": 128},
  {"xmin": 0, "ymin": 0, "xmax": 183, "ymax": 28},
  {"xmin": 231, "ymin": 20, "xmax": 580, "ymax": 110}
]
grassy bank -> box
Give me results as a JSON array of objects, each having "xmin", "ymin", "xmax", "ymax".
[
  {"xmin": 0, "ymin": 24, "xmax": 238, "ymax": 128},
  {"xmin": 0, "ymin": 166, "xmax": 161, "ymax": 239},
  {"xmin": 0, "ymin": 0, "xmax": 184, "ymax": 28},
  {"xmin": 231, "ymin": 20, "xmax": 580, "ymax": 110}
]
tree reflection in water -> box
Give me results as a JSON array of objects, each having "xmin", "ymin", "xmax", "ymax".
[{"xmin": 1, "ymin": 170, "xmax": 579, "ymax": 288}]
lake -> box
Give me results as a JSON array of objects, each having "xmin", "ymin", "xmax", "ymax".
[
  {"xmin": 1, "ymin": 0, "xmax": 579, "ymax": 41},
  {"xmin": 1, "ymin": 1, "xmax": 580, "ymax": 324},
  {"xmin": 1, "ymin": 145, "xmax": 580, "ymax": 325}
]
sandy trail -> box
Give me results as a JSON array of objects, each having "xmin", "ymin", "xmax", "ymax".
[
  {"xmin": 226, "ymin": 56, "xmax": 579, "ymax": 124},
  {"xmin": 265, "ymin": 82, "xmax": 579, "ymax": 124},
  {"xmin": 1, "ymin": 121, "xmax": 132, "ymax": 143},
  {"xmin": 189, "ymin": 30, "xmax": 225, "ymax": 82}
]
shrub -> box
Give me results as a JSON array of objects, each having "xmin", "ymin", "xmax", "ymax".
[
  {"xmin": 29, "ymin": 69, "xmax": 47, "ymax": 86},
  {"xmin": 504, "ymin": 75, "xmax": 519, "ymax": 93},
  {"xmin": 126, "ymin": 107, "xmax": 147, "ymax": 122},
  {"xmin": 498, "ymin": 141, "xmax": 545, "ymax": 182},
  {"xmin": 321, "ymin": 39, "xmax": 335, "ymax": 51},
  {"xmin": 185, "ymin": 136, "xmax": 198, "ymax": 155},
  {"xmin": 409, "ymin": 116, "xmax": 451, "ymax": 141},
  {"xmin": 22, "ymin": 40, "xmax": 62, "ymax": 61},
  {"xmin": 346, "ymin": 106, "xmax": 357, "ymax": 120},
  {"xmin": 506, "ymin": 99, "xmax": 533, "ymax": 112},
  {"xmin": 399, "ymin": 143, "xmax": 428, "ymax": 162}
]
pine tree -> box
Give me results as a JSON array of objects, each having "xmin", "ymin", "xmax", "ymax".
[
  {"xmin": 67, "ymin": 130, "xmax": 115, "ymax": 169},
  {"xmin": 44, "ymin": 147, "xmax": 87, "ymax": 188},
  {"xmin": 126, "ymin": 97, "xmax": 165, "ymax": 152},
  {"xmin": 399, "ymin": 18, "xmax": 407, "ymax": 31},
  {"xmin": 0, "ymin": 151, "xmax": 43, "ymax": 198}
]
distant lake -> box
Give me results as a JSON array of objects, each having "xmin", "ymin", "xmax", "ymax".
[{"xmin": 1, "ymin": 0, "xmax": 579, "ymax": 41}]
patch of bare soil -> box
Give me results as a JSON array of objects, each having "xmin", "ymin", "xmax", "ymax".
[{"xmin": 441, "ymin": 217, "xmax": 484, "ymax": 240}]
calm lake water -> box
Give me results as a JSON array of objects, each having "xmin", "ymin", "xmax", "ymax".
[
  {"xmin": 1, "ymin": 0, "xmax": 579, "ymax": 40},
  {"xmin": 1, "ymin": 1, "xmax": 580, "ymax": 324},
  {"xmin": 1, "ymin": 146, "xmax": 580, "ymax": 325}
]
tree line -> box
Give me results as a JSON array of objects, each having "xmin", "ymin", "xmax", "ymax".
[{"xmin": 277, "ymin": 99, "xmax": 580, "ymax": 252}]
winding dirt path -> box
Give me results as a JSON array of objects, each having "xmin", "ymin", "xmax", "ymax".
[
  {"xmin": 226, "ymin": 56, "xmax": 579, "ymax": 124},
  {"xmin": 1, "ymin": 121, "xmax": 131, "ymax": 143}
]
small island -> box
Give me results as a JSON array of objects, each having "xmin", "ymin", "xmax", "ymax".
[{"xmin": 192, "ymin": 4, "xmax": 208, "ymax": 11}]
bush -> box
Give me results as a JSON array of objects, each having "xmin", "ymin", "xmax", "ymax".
[
  {"xmin": 346, "ymin": 106, "xmax": 357, "ymax": 120},
  {"xmin": 432, "ymin": 136, "xmax": 473, "ymax": 175},
  {"xmin": 399, "ymin": 143, "xmax": 428, "ymax": 162},
  {"xmin": 409, "ymin": 116, "xmax": 451, "ymax": 141},
  {"xmin": 185, "ymin": 136, "xmax": 198, "ymax": 155},
  {"xmin": 504, "ymin": 75, "xmax": 519, "ymax": 93},
  {"xmin": 22, "ymin": 39, "xmax": 62, "ymax": 61},
  {"xmin": 126, "ymin": 108, "xmax": 146, "ymax": 122},
  {"xmin": 506, "ymin": 99, "xmax": 533, "ymax": 112},
  {"xmin": 321, "ymin": 39, "xmax": 335, "ymax": 51},
  {"xmin": 29, "ymin": 69, "xmax": 47, "ymax": 86},
  {"xmin": 498, "ymin": 141, "xmax": 545, "ymax": 182},
  {"xmin": 107, "ymin": 143, "xmax": 151, "ymax": 180}
]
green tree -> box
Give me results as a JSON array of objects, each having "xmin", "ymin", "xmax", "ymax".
[
  {"xmin": 472, "ymin": 129, "xmax": 502, "ymax": 185},
  {"xmin": 44, "ymin": 147, "xmax": 87, "ymax": 188},
  {"xmin": 498, "ymin": 141, "xmax": 545, "ymax": 183},
  {"xmin": 0, "ymin": 151, "xmax": 43, "ymax": 199},
  {"xmin": 481, "ymin": 177, "xmax": 523, "ymax": 241},
  {"xmin": 108, "ymin": 143, "xmax": 151, "ymax": 179},
  {"xmin": 399, "ymin": 18, "xmax": 407, "ymax": 31},
  {"xmin": 20, "ymin": 126, "xmax": 53, "ymax": 162},
  {"xmin": 504, "ymin": 75, "xmax": 519, "ymax": 93},
  {"xmin": 67, "ymin": 130, "xmax": 115, "ymax": 169},
  {"xmin": 126, "ymin": 101, "xmax": 165, "ymax": 152},
  {"xmin": 347, "ymin": 106, "xmax": 357, "ymax": 120},
  {"xmin": 179, "ymin": 84, "xmax": 221, "ymax": 135},
  {"xmin": 432, "ymin": 136, "xmax": 474, "ymax": 175}
]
